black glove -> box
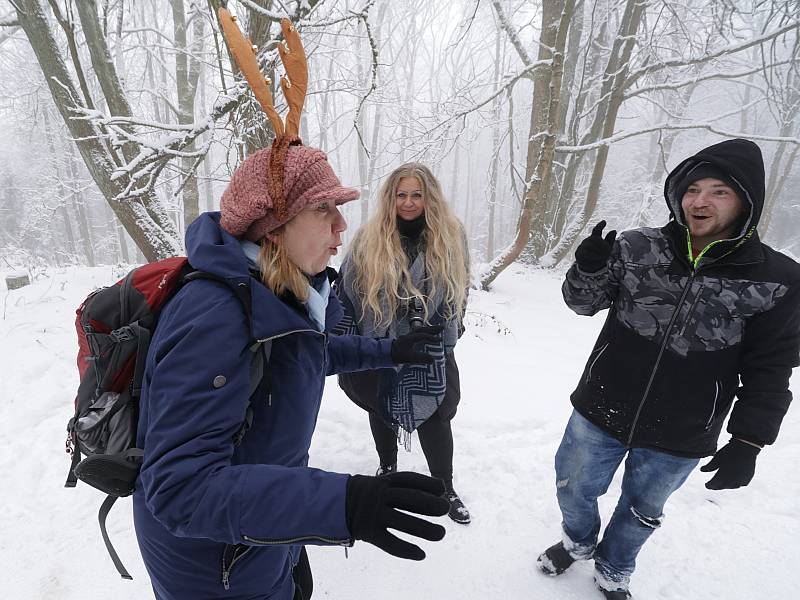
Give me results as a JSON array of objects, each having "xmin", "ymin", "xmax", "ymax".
[
  {"xmin": 390, "ymin": 325, "xmax": 444, "ymax": 364},
  {"xmin": 700, "ymin": 438, "xmax": 760, "ymax": 490},
  {"xmin": 575, "ymin": 220, "xmax": 617, "ymax": 273},
  {"xmin": 345, "ymin": 471, "xmax": 449, "ymax": 560}
]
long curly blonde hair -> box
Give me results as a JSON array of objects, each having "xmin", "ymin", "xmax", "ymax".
[{"xmin": 348, "ymin": 163, "xmax": 469, "ymax": 328}]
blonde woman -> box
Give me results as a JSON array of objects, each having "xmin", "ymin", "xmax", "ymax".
[{"xmin": 335, "ymin": 163, "xmax": 471, "ymax": 524}]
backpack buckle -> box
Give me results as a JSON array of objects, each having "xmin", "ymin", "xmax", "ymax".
[{"xmin": 110, "ymin": 325, "xmax": 136, "ymax": 342}]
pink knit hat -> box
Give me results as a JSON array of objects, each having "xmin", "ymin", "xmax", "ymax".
[{"xmin": 220, "ymin": 143, "xmax": 359, "ymax": 242}]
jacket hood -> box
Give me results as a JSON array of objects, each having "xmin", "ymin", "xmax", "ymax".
[
  {"xmin": 663, "ymin": 138, "xmax": 765, "ymax": 237},
  {"xmin": 185, "ymin": 211, "xmax": 252, "ymax": 279}
]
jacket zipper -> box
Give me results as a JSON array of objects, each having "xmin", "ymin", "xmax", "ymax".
[
  {"xmin": 256, "ymin": 327, "xmax": 321, "ymax": 344},
  {"xmin": 221, "ymin": 544, "xmax": 252, "ymax": 591},
  {"xmin": 226, "ymin": 327, "xmax": 338, "ymax": 582},
  {"xmin": 586, "ymin": 342, "xmax": 609, "ymax": 383},
  {"xmin": 220, "ymin": 535, "xmax": 350, "ymax": 588},
  {"xmin": 678, "ymin": 283, "xmax": 704, "ymax": 337},
  {"xmin": 705, "ymin": 380, "xmax": 721, "ymax": 431},
  {"xmin": 256, "ymin": 328, "xmax": 326, "ymax": 406},
  {"xmin": 628, "ymin": 234, "xmax": 763, "ymax": 446},
  {"xmin": 625, "ymin": 270, "xmax": 696, "ymax": 446},
  {"xmin": 221, "ymin": 318, "xmax": 333, "ymax": 585},
  {"xmin": 243, "ymin": 534, "xmax": 351, "ymax": 546}
]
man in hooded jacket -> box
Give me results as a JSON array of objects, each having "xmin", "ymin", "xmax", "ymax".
[{"xmin": 537, "ymin": 138, "xmax": 800, "ymax": 599}]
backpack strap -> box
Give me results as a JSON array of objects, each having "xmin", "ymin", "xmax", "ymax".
[
  {"xmin": 65, "ymin": 436, "xmax": 81, "ymax": 488},
  {"xmin": 181, "ymin": 271, "xmax": 272, "ymax": 445},
  {"xmin": 98, "ymin": 495, "xmax": 132, "ymax": 580},
  {"xmin": 96, "ymin": 447, "xmax": 142, "ymax": 580}
]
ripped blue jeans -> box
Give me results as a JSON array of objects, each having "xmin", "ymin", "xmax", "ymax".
[{"xmin": 554, "ymin": 410, "xmax": 699, "ymax": 591}]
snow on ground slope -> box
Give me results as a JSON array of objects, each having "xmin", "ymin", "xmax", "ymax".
[{"xmin": 1, "ymin": 264, "xmax": 797, "ymax": 599}]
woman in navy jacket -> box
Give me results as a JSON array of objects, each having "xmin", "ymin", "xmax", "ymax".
[{"xmin": 132, "ymin": 141, "xmax": 449, "ymax": 600}]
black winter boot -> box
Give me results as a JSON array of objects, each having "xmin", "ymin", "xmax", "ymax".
[
  {"xmin": 598, "ymin": 588, "xmax": 631, "ymax": 600},
  {"xmin": 594, "ymin": 572, "xmax": 632, "ymax": 598},
  {"xmin": 537, "ymin": 541, "xmax": 576, "ymax": 575},
  {"xmin": 444, "ymin": 481, "xmax": 470, "ymax": 524},
  {"xmin": 375, "ymin": 463, "xmax": 397, "ymax": 477}
]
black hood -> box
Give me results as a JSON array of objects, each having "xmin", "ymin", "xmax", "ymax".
[{"xmin": 663, "ymin": 138, "xmax": 765, "ymax": 236}]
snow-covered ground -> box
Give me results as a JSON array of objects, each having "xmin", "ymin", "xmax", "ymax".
[{"xmin": 1, "ymin": 264, "xmax": 797, "ymax": 599}]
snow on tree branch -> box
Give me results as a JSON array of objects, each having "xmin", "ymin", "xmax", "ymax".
[
  {"xmin": 490, "ymin": 0, "xmax": 532, "ymax": 67},
  {"xmin": 68, "ymin": 88, "xmax": 245, "ymax": 201},
  {"xmin": 236, "ymin": 0, "xmax": 290, "ymax": 20},
  {"xmin": 555, "ymin": 123, "xmax": 800, "ymax": 154},
  {"xmin": 624, "ymin": 59, "xmax": 794, "ymax": 100},
  {"xmin": 626, "ymin": 20, "xmax": 800, "ymax": 88}
]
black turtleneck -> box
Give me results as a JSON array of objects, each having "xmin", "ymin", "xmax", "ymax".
[
  {"xmin": 397, "ymin": 214, "xmax": 426, "ymax": 261},
  {"xmin": 397, "ymin": 214, "xmax": 426, "ymax": 238}
]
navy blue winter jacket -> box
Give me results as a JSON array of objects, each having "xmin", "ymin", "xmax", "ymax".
[{"xmin": 133, "ymin": 212, "xmax": 394, "ymax": 599}]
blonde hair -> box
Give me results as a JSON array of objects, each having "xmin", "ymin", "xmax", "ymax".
[
  {"xmin": 257, "ymin": 227, "xmax": 309, "ymax": 302},
  {"xmin": 349, "ymin": 162, "xmax": 469, "ymax": 328}
]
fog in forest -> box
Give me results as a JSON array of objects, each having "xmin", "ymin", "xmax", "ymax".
[{"xmin": 2, "ymin": 0, "xmax": 798, "ymax": 286}]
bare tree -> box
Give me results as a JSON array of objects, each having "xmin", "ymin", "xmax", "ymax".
[
  {"xmin": 480, "ymin": 0, "xmax": 577, "ymax": 289},
  {"xmin": 15, "ymin": 0, "xmax": 182, "ymax": 261}
]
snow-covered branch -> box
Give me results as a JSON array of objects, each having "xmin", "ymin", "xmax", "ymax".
[
  {"xmin": 66, "ymin": 88, "xmax": 244, "ymax": 200},
  {"xmin": 555, "ymin": 123, "xmax": 800, "ymax": 154},
  {"xmin": 626, "ymin": 20, "xmax": 800, "ymax": 87},
  {"xmin": 624, "ymin": 59, "xmax": 794, "ymax": 100},
  {"xmin": 490, "ymin": 0, "xmax": 533, "ymax": 67},
  {"xmin": 299, "ymin": 0, "xmax": 377, "ymax": 28},
  {"xmin": 423, "ymin": 59, "xmax": 553, "ymax": 140},
  {"xmin": 353, "ymin": 3, "xmax": 379, "ymax": 155},
  {"xmin": 236, "ymin": 0, "xmax": 289, "ymax": 20}
]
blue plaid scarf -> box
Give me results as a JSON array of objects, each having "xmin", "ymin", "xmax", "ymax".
[{"xmin": 334, "ymin": 246, "xmax": 457, "ymax": 438}]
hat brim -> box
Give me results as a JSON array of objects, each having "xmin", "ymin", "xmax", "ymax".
[{"xmin": 306, "ymin": 185, "xmax": 360, "ymax": 207}]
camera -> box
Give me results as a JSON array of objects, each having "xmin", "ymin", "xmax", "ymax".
[{"xmin": 409, "ymin": 297, "xmax": 425, "ymax": 331}]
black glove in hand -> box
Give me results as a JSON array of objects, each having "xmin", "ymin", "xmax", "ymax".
[
  {"xmin": 390, "ymin": 325, "xmax": 444, "ymax": 364},
  {"xmin": 575, "ymin": 220, "xmax": 617, "ymax": 273},
  {"xmin": 346, "ymin": 471, "xmax": 449, "ymax": 560},
  {"xmin": 700, "ymin": 438, "xmax": 760, "ymax": 490}
]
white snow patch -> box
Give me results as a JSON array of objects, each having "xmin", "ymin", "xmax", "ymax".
[{"xmin": 1, "ymin": 264, "xmax": 797, "ymax": 599}]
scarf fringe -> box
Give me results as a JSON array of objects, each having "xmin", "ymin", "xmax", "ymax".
[{"xmin": 394, "ymin": 424, "xmax": 413, "ymax": 452}]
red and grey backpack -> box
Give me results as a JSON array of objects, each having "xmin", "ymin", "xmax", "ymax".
[{"xmin": 65, "ymin": 256, "xmax": 270, "ymax": 579}]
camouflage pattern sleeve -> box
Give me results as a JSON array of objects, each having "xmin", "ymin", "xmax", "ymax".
[
  {"xmin": 561, "ymin": 235, "xmax": 625, "ymax": 316},
  {"xmin": 728, "ymin": 282, "xmax": 800, "ymax": 446}
]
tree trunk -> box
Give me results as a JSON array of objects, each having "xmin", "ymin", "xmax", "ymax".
[
  {"xmin": 356, "ymin": 28, "xmax": 370, "ymax": 227},
  {"xmin": 481, "ymin": 0, "xmax": 577, "ymax": 289},
  {"xmin": 548, "ymin": 0, "xmax": 646, "ymax": 266},
  {"xmin": 762, "ymin": 135, "xmax": 796, "ymax": 237},
  {"xmin": 546, "ymin": 19, "xmax": 608, "ymax": 251},
  {"xmin": 486, "ymin": 23, "xmax": 504, "ymax": 261},
  {"xmin": 170, "ymin": 0, "xmax": 204, "ymax": 226},
  {"xmin": 199, "ymin": 52, "xmax": 216, "ymax": 213},
  {"xmin": 449, "ymin": 142, "xmax": 461, "ymax": 210},
  {"xmin": 41, "ymin": 108, "xmax": 78, "ymax": 261},
  {"xmin": 15, "ymin": 0, "xmax": 181, "ymax": 261}
]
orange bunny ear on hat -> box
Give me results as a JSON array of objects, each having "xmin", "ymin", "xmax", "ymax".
[
  {"xmin": 277, "ymin": 19, "xmax": 308, "ymax": 138},
  {"xmin": 217, "ymin": 8, "xmax": 284, "ymax": 138}
]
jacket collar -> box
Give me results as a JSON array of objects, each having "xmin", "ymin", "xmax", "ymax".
[{"xmin": 662, "ymin": 220, "xmax": 765, "ymax": 270}]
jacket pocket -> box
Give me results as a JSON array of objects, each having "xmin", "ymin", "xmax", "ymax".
[
  {"xmin": 585, "ymin": 342, "xmax": 610, "ymax": 384},
  {"xmin": 704, "ymin": 380, "xmax": 721, "ymax": 431},
  {"xmin": 221, "ymin": 543, "xmax": 253, "ymax": 591}
]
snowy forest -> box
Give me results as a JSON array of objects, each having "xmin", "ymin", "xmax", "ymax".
[
  {"xmin": 1, "ymin": 0, "xmax": 799, "ymax": 282},
  {"xmin": 3, "ymin": 3, "xmax": 800, "ymax": 599}
]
